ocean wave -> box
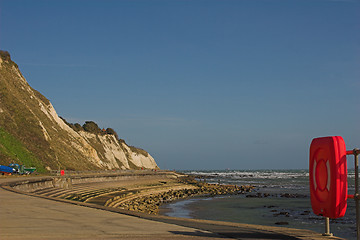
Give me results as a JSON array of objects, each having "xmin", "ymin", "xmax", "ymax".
[{"xmin": 185, "ymin": 170, "xmax": 309, "ymax": 180}]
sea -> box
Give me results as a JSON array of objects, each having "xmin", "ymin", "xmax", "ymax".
[{"xmin": 159, "ymin": 169, "xmax": 357, "ymax": 240}]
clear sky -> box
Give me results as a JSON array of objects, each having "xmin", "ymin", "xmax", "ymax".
[{"xmin": 0, "ymin": 0, "xmax": 359, "ymax": 170}]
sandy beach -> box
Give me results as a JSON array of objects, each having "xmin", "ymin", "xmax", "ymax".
[{"xmin": 0, "ymin": 172, "xmax": 343, "ymax": 239}]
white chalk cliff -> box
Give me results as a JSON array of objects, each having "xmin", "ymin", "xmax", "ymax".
[{"xmin": 0, "ymin": 51, "xmax": 158, "ymax": 170}]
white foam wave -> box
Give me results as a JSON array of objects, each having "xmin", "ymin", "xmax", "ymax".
[{"xmin": 186, "ymin": 170, "xmax": 308, "ymax": 180}]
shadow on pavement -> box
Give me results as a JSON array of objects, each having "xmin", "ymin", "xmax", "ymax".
[
  {"xmin": 217, "ymin": 231, "xmax": 300, "ymax": 239},
  {"xmin": 169, "ymin": 230, "xmax": 301, "ymax": 239},
  {"xmin": 169, "ymin": 230, "xmax": 228, "ymax": 238}
]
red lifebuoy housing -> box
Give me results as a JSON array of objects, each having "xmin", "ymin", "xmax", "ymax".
[{"xmin": 309, "ymin": 136, "xmax": 347, "ymax": 219}]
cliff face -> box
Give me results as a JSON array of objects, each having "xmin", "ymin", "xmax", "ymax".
[{"xmin": 0, "ymin": 51, "xmax": 158, "ymax": 171}]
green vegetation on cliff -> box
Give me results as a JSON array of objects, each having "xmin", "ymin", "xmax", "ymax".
[
  {"xmin": 0, "ymin": 53, "xmax": 55, "ymax": 170},
  {"xmin": 0, "ymin": 127, "xmax": 45, "ymax": 172},
  {"xmin": 62, "ymin": 118, "xmax": 120, "ymax": 140}
]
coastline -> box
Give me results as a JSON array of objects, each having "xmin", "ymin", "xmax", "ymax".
[
  {"xmin": 103, "ymin": 175, "xmax": 255, "ymax": 214},
  {"xmin": 0, "ymin": 171, "xmax": 344, "ymax": 239},
  {"xmin": 160, "ymin": 170, "xmax": 356, "ymax": 240}
]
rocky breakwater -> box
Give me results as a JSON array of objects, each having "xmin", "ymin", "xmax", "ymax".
[{"xmin": 107, "ymin": 176, "xmax": 255, "ymax": 215}]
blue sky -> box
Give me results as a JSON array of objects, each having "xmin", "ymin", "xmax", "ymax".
[{"xmin": 1, "ymin": 0, "xmax": 359, "ymax": 170}]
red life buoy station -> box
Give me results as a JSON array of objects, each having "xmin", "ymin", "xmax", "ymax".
[
  {"xmin": 310, "ymin": 136, "xmax": 360, "ymax": 238},
  {"xmin": 309, "ymin": 136, "xmax": 348, "ymax": 219}
]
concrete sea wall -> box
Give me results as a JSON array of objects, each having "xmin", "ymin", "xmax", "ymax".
[{"xmin": 5, "ymin": 171, "xmax": 176, "ymax": 192}]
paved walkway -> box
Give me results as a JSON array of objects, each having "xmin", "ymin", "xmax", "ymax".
[{"xmin": 0, "ymin": 176, "xmax": 343, "ymax": 240}]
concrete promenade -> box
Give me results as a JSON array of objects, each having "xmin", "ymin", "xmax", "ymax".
[{"xmin": 0, "ymin": 175, "xmax": 343, "ymax": 240}]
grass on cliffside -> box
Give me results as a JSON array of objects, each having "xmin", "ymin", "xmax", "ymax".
[{"xmin": 0, "ymin": 127, "xmax": 45, "ymax": 172}]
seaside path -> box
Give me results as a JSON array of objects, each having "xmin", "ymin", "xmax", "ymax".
[{"xmin": 0, "ymin": 176, "xmax": 343, "ymax": 240}]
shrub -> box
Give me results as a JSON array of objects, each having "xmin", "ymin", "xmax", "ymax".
[
  {"xmin": 83, "ymin": 121, "xmax": 101, "ymax": 134},
  {"xmin": 0, "ymin": 50, "xmax": 11, "ymax": 61},
  {"xmin": 0, "ymin": 50, "xmax": 18, "ymax": 69},
  {"xmin": 129, "ymin": 145, "xmax": 149, "ymax": 157},
  {"xmin": 105, "ymin": 128, "xmax": 119, "ymax": 140},
  {"xmin": 73, "ymin": 123, "xmax": 83, "ymax": 131},
  {"xmin": 59, "ymin": 117, "xmax": 84, "ymax": 132}
]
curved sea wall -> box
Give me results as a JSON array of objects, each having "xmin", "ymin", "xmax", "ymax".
[
  {"xmin": 4, "ymin": 171, "xmax": 177, "ymax": 193},
  {"xmin": 2, "ymin": 172, "xmax": 255, "ymax": 216}
]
